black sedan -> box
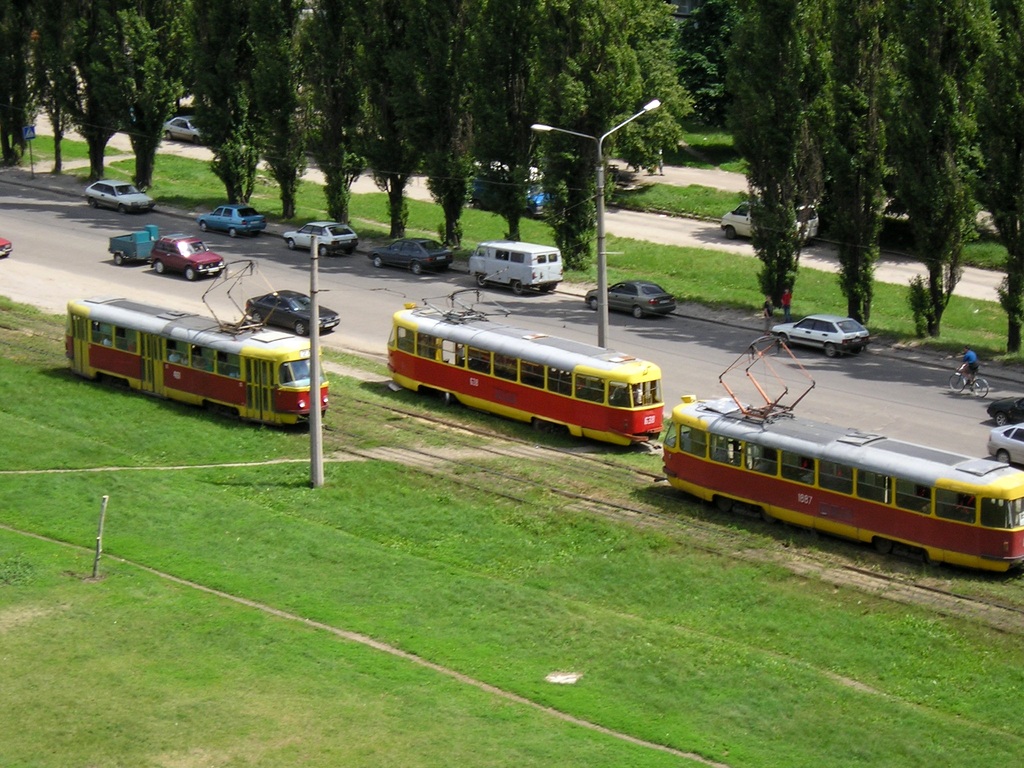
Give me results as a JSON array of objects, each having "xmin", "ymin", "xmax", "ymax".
[
  {"xmin": 369, "ymin": 238, "xmax": 452, "ymax": 274},
  {"xmin": 988, "ymin": 396, "xmax": 1024, "ymax": 426},
  {"xmin": 245, "ymin": 290, "xmax": 340, "ymax": 336},
  {"xmin": 584, "ymin": 280, "xmax": 677, "ymax": 318}
]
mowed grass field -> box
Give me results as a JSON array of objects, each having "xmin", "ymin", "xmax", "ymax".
[{"xmin": 3, "ymin": 298, "xmax": 1024, "ymax": 767}]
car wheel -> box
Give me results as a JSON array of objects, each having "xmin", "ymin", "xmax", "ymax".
[
  {"xmin": 88, "ymin": 197, "xmax": 99, "ymax": 208},
  {"xmin": 117, "ymin": 204, "xmax": 127, "ymax": 214},
  {"xmin": 286, "ymin": 238, "xmax": 297, "ymax": 250},
  {"xmin": 476, "ymin": 273, "xmax": 488, "ymax": 288},
  {"xmin": 318, "ymin": 244, "xmax": 328, "ymax": 257},
  {"xmin": 372, "ymin": 255, "xmax": 384, "ymax": 268},
  {"xmin": 228, "ymin": 227, "xmax": 238, "ymax": 238},
  {"xmin": 191, "ymin": 135, "xmax": 201, "ymax": 144},
  {"xmin": 294, "ymin": 320, "xmax": 308, "ymax": 336},
  {"xmin": 164, "ymin": 130, "xmax": 173, "ymax": 140},
  {"xmin": 113, "ymin": 252, "xmax": 125, "ymax": 266},
  {"xmin": 587, "ymin": 296, "xmax": 599, "ymax": 311},
  {"xmin": 410, "ymin": 261, "xmax": 423, "ymax": 275},
  {"xmin": 199, "ymin": 220, "xmax": 208, "ymax": 232},
  {"xmin": 250, "ymin": 311, "xmax": 263, "ymax": 324},
  {"xmin": 632, "ymin": 305, "xmax": 644, "ymax": 319},
  {"xmin": 153, "ymin": 260, "xmax": 165, "ymax": 274},
  {"xmin": 724, "ymin": 225, "xmax": 737, "ymax": 239},
  {"xmin": 824, "ymin": 342, "xmax": 838, "ymax": 358},
  {"xmin": 511, "ymin": 280, "xmax": 524, "ymax": 295},
  {"xmin": 344, "ymin": 247, "xmax": 355, "ymax": 255},
  {"xmin": 184, "ymin": 267, "xmax": 197, "ymax": 281},
  {"xmin": 994, "ymin": 412, "xmax": 1009, "ymax": 427},
  {"xmin": 997, "ymin": 449, "xmax": 1012, "ymax": 464}
]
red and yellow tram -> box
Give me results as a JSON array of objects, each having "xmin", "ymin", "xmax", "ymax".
[
  {"xmin": 66, "ymin": 297, "xmax": 328, "ymax": 425},
  {"xmin": 663, "ymin": 396, "xmax": 1024, "ymax": 571},
  {"xmin": 388, "ymin": 305, "xmax": 664, "ymax": 445}
]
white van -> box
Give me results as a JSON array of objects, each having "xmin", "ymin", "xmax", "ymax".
[{"xmin": 469, "ymin": 241, "xmax": 563, "ymax": 294}]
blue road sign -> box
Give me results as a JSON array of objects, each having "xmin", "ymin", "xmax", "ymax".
[{"xmin": 22, "ymin": 126, "xmax": 36, "ymax": 141}]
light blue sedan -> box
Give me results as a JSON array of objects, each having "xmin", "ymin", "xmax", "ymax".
[{"xmin": 196, "ymin": 204, "xmax": 267, "ymax": 237}]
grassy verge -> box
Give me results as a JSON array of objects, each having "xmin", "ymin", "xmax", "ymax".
[{"xmin": 2, "ymin": 301, "xmax": 1024, "ymax": 767}]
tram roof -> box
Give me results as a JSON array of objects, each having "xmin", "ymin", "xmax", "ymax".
[
  {"xmin": 397, "ymin": 307, "xmax": 656, "ymax": 373},
  {"xmin": 73, "ymin": 297, "xmax": 306, "ymax": 355},
  {"xmin": 682, "ymin": 398, "xmax": 1019, "ymax": 487}
]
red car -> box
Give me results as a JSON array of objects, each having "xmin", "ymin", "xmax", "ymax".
[
  {"xmin": 0, "ymin": 236, "xmax": 11, "ymax": 258},
  {"xmin": 149, "ymin": 234, "xmax": 225, "ymax": 281}
]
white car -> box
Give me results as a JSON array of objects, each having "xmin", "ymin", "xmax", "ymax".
[
  {"xmin": 771, "ymin": 314, "xmax": 870, "ymax": 357},
  {"xmin": 988, "ymin": 424, "xmax": 1024, "ymax": 464},
  {"xmin": 721, "ymin": 201, "xmax": 819, "ymax": 241},
  {"xmin": 162, "ymin": 116, "xmax": 201, "ymax": 144},
  {"xmin": 283, "ymin": 221, "xmax": 359, "ymax": 255},
  {"xmin": 84, "ymin": 180, "xmax": 155, "ymax": 213}
]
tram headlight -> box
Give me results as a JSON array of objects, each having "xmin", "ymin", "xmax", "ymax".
[{"xmin": 297, "ymin": 397, "xmax": 308, "ymax": 410}]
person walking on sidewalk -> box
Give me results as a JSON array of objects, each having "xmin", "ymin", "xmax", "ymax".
[
  {"xmin": 781, "ymin": 287, "xmax": 792, "ymax": 322},
  {"xmin": 762, "ymin": 296, "xmax": 774, "ymax": 332}
]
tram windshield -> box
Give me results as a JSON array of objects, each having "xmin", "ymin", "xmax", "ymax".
[{"xmin": 279, "ymin": 359, "xmax": 326, "ymax": 387}]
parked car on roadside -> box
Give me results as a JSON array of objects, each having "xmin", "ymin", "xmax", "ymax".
[
  {"xmin": 245, "ymin": 290, "xmax": 340, "ymax": 336},
  {"xmin": 721, "ymin": 201, "xmax": 819, "ymax": 241},
  {"xmin": 196, "ymin": 204, "xmax": 267, "ymax": 237},
  {"xmin": 771, "ymin": 314, "xmax": 870, "ymax": 357},
  {"xmin": 585, "ymin": 280, "xmax": 677, "ymax": 318},
  {"xmin": 988, "ymin": 423, "xmax": 1024, "ymax": 464},
  {"xmin": 369, "ymin": 238, "xmax": 452, "ymax": 274},
  {"xmin": 283, "ymin": 221, "xmax": 359, "ymax": 255},
  {"xmin": 987, "ymin": 396, "xmax": 1024, "ymax": 427},
  {"xmin": 149, "ymin": 234, "xmax": 226, "ymax": 281},
  {"xmin": 162, "ymin": 116, "xmax": 202, "ymax": 144},
  {"xmin": 84, "ymin": 180, "xmax": 155, "ymax": 213},
  {"xmin": 0, "ymin": 236, "xmax": 11, "ymax": 258}
]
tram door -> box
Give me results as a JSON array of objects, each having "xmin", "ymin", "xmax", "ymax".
[
  {"xmin": 245, "ymin": 358, "xmax": 275, "ymax": 421},
  {"xmin": 138, "ymin": 333, "xmax": 160, "ymax": 393},
  {"xmin": 68, "ymin": 314, "xmax": 89, "ymax": 374}
]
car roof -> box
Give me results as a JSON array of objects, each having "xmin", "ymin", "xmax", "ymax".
[
  {"xmin": 306, "ymin": 221, "xmax": 346, "ymax": 227},
  {"xmin": 801, "ymin": 314, "xmax": 853, "ymax": 322},
  {"xmin": 257, "ymin": 289, "xmax": 305, "ymax": 300}
]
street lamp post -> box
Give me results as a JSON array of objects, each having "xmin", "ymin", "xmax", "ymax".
[{"xmin": 532, "ymin": 99, "xmax": 661, "ymax": 348}]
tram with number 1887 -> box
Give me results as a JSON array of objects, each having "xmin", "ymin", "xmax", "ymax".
[
  {"xmin": 662, "ymin": 396, "xmax": 1024, "ymax": 572},
  {"xmin": 66, "ymin": 297, "xmax": 328, "ymax": 425},
  {"xmin": 388, "ymin": 304, "xmax": 664, "ymax": 445}
]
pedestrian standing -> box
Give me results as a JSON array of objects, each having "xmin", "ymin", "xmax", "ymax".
[
  {"xmin": 781, "ymin": 287, "xmax": 792, "ymax": 322},
  {"xmin": 657, "ymin": 149, "xmax": 664, "ymax": 176},
  {"xmin": 762, "ymin": 296, "xmax": 774, "ymax": 332}
]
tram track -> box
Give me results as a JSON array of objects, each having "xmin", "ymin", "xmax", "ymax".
[{"xmin": 341, "ymin": 394, "xmax": 1024, "ymax": 635}]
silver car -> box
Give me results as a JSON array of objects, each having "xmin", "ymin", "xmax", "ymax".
[
  {"xmin": 988, "ymin": 424, "xmax": 1024, "ymax": 464},
  {"xmin": 283, "ymin": 221, "xmax": 359, "ymax": 255},
  {"xmin": 84, "ymin": 180, "xmax": 155, "ymax": 213},
  {"xmin": 162, "ymin": 116, "xmax": 201, "ymax": 143},
  {"xmin": 721, "ymin": 201, "xmax": 819, "ymax": 241},
  {"xmin": 771, "ymin": 314, "xmax": 870, "ymax": 357}
]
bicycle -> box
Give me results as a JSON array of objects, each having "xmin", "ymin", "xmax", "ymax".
[{"xmin": 948, "ymin": 369, "xmax": 990, "ymax": 397}]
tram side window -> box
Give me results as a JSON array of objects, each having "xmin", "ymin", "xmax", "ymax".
[
  {"xmin": 818, "ymin": 460, "xmax": 853, "ymax": 495},
  {"xmin": 468, "ymin": 346, "xmax": 491, "ymax": 373},
  {"xmin": 632, "ymin": 380, "xmax": 662, "ymax": 407},
  {"xmin": 935, "ymin": 489, "xmax": 976, "ymax": 524},
  {"xmin": 662, "ymin": 424, "xmax": 677, "ymax": 449},
  {"xmin": 521, "ymin": 360, "xmax": 544, "ymax": 388},
  {"xmin": 895, "ymin": 478, "xmax": 932, "ymax": 514},
  {"xmin": 980, "ymin": 497, "xmax": 1024, "ymax": 529},
  {"xmin": 781, "ymin": 452, "xmax": 815, "ymax": 484},
  {"xmin": 191, "ymin": 345, "xmax": 215, "ymax": 372},
  {"xmin": 113, "ymin": 326, "xmax": 137, "ymax": 352},
  {"xmin": 745, "ymin": 443, "xmax": 777, "ymax": 475},
  {"xmin": 494, "ymin": 353, "xmax": 517, "ymax": 381},
  {"xmin": 166, "ymin": 339, "xmax": 187, "ymax": 364},
  {"xmin": 856, "ymin": 470, "xmax": 890, "ymax": 504},
  {"xmin": 91, "ymin": 321, "xmax": 113, "ymax": 347},
  {"xmin": 548, "ymin": 367, "xmax": 573, "ymax": 396},
  {"xmin": 679, "ymin": 425, "xmax": 707, "ymax": 457},
  {"xmin": 575, "ymin": 374, "xmax": 604, "ymax": 403},
  {"xmin": 710, "ymin": 434, "xmax": 742, "ymax": 466},
  {"xmin": 442, "ymin": 339, "xmax": 458, "ymax": 365},
  {"xmin": 395, "ymin": 326, "xmax": 415, "ymax": 353},
  {"xmin": 417, "ymin": 333, "xmax": 440, "ymax": 360},
  {"xmin": 608, "ymin": 381, "xmax": 631, "ymax": 407},
  {"xmin": 217, "ymin": 351, "xmax": 241, "ymax": 378}
]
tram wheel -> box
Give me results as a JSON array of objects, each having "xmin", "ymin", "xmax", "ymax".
[
  {"xmin": 872, "ymin": 537, "xmax": 893, "ymax": 554},
  {"xmin": 714, "ymin": 495, "xmax": 734, "ymax": 513},
  {"xmin": 760, "ymin": 507, "xmax": 777, "ymax": 524}
]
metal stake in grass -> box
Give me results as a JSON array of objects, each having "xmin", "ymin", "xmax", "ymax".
[{"xmin": 91, "ymin": 495, "xmax": 109, "ymax": 579}]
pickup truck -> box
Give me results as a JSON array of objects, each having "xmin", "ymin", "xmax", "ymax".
[{"xmin": 150, "ymin": 234, "xmax": 226, "ymax": 281}]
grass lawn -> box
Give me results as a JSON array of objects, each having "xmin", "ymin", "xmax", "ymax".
[{"xmin": 2, "ymin": 302, "xmax": 1024, "ymax": 767}]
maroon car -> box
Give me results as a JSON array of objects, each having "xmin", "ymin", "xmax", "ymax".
[{"xmin": 149, "ymin": 234, "xmax": 226, "ymax": 281}]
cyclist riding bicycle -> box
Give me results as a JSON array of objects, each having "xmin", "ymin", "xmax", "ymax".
[{"xmin": 959, "ymin": 345, "xmax": 980, "ymax": 383}]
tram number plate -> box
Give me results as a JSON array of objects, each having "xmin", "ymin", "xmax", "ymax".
[
  {"xmin": 469, "ymin": 377, "xmax": 479, "ymax": 387},
  {"xmin": 643, "ymin": 414, "xmax": 657, "ymax": 426},
  {"xmin": 796, "ymin": 493, "xmax": 813, "ymax": 505}
]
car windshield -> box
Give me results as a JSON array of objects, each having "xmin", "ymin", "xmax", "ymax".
[
  {"xmin": 183, "ymin": 241, "xmax": 208, "ymax": 254},
  {"xmin": 236, "ymin": 207, "xmax": 259, "ymax": 217},
  {"xmin": 640, "ymin": 284, "xmax": 667, "ymax": 296},
  {"xmin": 279, "ymin": 359, "xmax": 326, "ymax": 387},
  {"xmin": 116, "ymin": 184, "xmax": 143, "ymax": 196},
  {"xmin": 325, "ymin": 226, "xmax": 351, "ymax": 236},
  {"xmin": 420, "ymin": 240, "xmax": 443, "ymax": 250},
  {"xmin": 837, "ymin": 319, "xmax": 866, "ymax": 332},
  {"xmin": 290, "ymin": 295, "xmax": 312, "ymax": 310}
]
